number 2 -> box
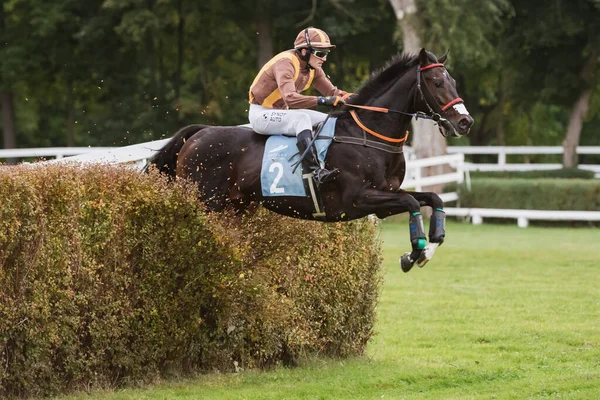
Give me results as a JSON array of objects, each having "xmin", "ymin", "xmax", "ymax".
[{"xmin": 269, "ymin": 162, "xmax": 285, "ymax": 194}]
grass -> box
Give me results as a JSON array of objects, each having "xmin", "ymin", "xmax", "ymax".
[{"xmin": 57, "ymin": 220, "xmax": 600, "ymax": 400}]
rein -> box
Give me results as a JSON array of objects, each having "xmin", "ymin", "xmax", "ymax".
[
  {"xmin": 294, "ymin": 62, "xmax": 466, "ymax": 159},
  {"xmin": 349, "ymin": 109, "xmax": 408, "ymax": 144}
]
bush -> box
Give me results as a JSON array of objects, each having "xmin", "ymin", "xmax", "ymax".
[
  {"xmin": 455, "ymin": 178, "xmax": 600, "ymax": 211},
  {"xmin": 0, "ymin": 164, "xmax": 382, "ymax": 398},
  {"xmin": 468, "ymin": 168, "xmax": 595, "ymax": 180}
]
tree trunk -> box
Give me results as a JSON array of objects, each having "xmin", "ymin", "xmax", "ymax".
[
  {"xmin": 388, "ymin": 0, "xmax": 447, "ymax": 193},
  {"xmin": 175, "ymin": 0, "xmax": 184, "ymax": 117},
  {"xmin": 562, "ymin": 88, "xmax": 592, "ymax": 168},
  {"xmin": 145, "ymin": 0, "xmax": 158, "ymax": 103},
  {"xmin": 67, "ymin": 79, "xmax": 75, "ymax": 147},
  {"xmin": 0, "ymin": 0, "xmax": 17, "ymax": 157},
  {"xmin": 0, "ymin": 0, "xmax": 4, "ymax": 36},
  {"xmin": 0, "ymin": 91, "xmax": 16, "ymax": 149},
  {"xmin": 256, "ymin": 4, "xmax": 273, "ymax": 69},
  {"xmin": 495, "ymin": 73, "xmax": 505, "ymax": 146},
  {"xmin": 1, "ymin": 91, "xmax": 17, "ymax": 164},
  {"xmin": 145, "ymin": 33, "xmax": 158, "ymax": 103},
  {"xmin": 562, "ymin": 49, "xmax": 598, "ymax": 168}
]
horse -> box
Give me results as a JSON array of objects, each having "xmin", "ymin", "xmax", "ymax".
[{"xmin": 145, "ymin": 48, "xmax": 473, "ymax": 272}]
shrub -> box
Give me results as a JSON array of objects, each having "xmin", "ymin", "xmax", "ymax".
[
  {"xmin": 0, "ymin": 164, "xmax": 382, "ymax": 398},
  {"xmin": 468, "ymin": 168, "xmax": 595, "ymax": 180},
  {"xmin": 455, "ymin": 178, "xmax": 600, "ymax": 211}
]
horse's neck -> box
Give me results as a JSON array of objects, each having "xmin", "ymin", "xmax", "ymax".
[
  {"xmin": 377, "ymin": 71, "xmax": 417, "ymax": 113},
  {"xmin": 358, "ymin": 73, "xmax": 417, "ymax": 138}
]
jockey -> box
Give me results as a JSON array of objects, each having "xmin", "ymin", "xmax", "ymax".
[{"xmin": 248, "ymin": 27, "xmax": 350, "ymax": 186}]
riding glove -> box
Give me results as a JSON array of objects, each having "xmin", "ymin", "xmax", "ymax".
[{"xmin": 317, "ymin": 96, "xmax": 345, "ymax": 107}]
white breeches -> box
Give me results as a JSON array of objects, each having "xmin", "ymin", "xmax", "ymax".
[{"xmin": 248, "ymin": 104, "xmax": 328, "ymax": 136}]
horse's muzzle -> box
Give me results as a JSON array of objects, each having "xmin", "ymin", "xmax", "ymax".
[
  {"xmin": 442, "ymin": 115, "xmax": 474, "ymax": 138},
  {"xmin": 438, "ymin": 118, "xmax": 460, "ymax": 138},
  {"xmin": 458, "ymin": 116, "xmax": 474, "ymax": 132}
]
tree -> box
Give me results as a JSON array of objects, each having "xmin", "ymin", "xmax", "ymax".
[
  {"xmin": 388, "ymin": 0, "xmax": 446, "ymax": 171},
  {"xmin": 499, "ymin": 0, "xmax": 600, "ymax": 167},
  {"xmin": 388, "ymin": 0, "xmax": 511, "ymax": 164}
]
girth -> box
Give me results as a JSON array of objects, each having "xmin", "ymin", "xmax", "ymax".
[{"xmin": 324, "ymin": 134, "xmax": 404, "ymax": 154}]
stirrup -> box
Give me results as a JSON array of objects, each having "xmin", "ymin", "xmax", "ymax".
[{"xmin": 313, "ymin": 168, "xmax": 339, "ymax": 186}]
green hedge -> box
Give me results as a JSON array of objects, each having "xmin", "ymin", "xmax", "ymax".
[
  {"xmin": 0, "ymin": 164, "xmax": 382, "ymax": 398},
  {"xmin": 455, "ymin": 178, "xmax": 600, "ymax": 210},
  {"xmin": 468, "ymin": 168, "xmax": 595, "ymax": 180}
]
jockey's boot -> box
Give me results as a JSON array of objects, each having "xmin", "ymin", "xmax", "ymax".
[{"xmin": 297, "ymin": 129, "xmax": 338, "ymax": 186}]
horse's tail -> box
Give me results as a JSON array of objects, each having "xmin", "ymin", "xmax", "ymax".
[{"xmin": 143, "ymin": 124, "xmax": 209, "ymax": 176}]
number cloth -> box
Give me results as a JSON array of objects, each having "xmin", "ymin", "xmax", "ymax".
[{"xmin": 260, "ymin": 117, "xmax": 337, "ymax": 197}]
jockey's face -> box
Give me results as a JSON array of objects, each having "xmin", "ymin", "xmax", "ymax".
[{"xmin": 302, "ymin": 48, "xmax": 329, "ymax": 69}]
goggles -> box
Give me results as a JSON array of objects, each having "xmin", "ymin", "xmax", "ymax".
[{"xmin": 312, "ymin": 49, "xmax": 330, "ymax": 59}]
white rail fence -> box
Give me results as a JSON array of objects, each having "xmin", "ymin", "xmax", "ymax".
[
  {"xmin": 0, "ymin": 147, "xmax": 114, "ymax": 160},
  {"xmin": 442, "ymin": 146, "xmax": 600, "ymax": 226},
  {"xmin": 444, "ymin": 208, "xmax": 600, "ymax": 228},
  {"xmin": 401, "ymin": 152, "xmax": 464, "ymax": 204},
  {"xmin": 45, "ymin": 140, "xmax": 170, "ymax": 169},
  {"xmin": 447, "ymin": 146, "xmax": 600, "ymax": 177},
  {"xmin": 7, "ymin": 144, "xmax": 599, "ymax": 176},
  {"xmin": 3, "ymin": 143, "xmax": 599, "ymax": 227},
  {"xmin": 4, "ymin": 145, "xmax": 600, "ymax": 174}
]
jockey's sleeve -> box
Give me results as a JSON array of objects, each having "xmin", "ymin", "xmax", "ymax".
[
  {"xmin": 274, "ymin": 59, "xmax": 318, "ymax": 109},
  {"xmin": 313, "ymin": 68, "xmax": 347, "ymax": 98}
]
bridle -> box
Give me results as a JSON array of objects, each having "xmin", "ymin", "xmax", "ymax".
[
  {"xmin": 344, "ymin": 62, "xmax": 464, "ymax": 146},
  {"xmin": 416, "ymin": 63, "xmax": 464, "ymax": 130}
]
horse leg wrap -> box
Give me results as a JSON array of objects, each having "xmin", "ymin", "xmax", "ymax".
[
  {"xmin": 429, "ymin": 208, "xmax": 446, "ymax": 244},
  {"xmin": 409, "ymin": 212, "xmax": 427, "ymax": 250}
]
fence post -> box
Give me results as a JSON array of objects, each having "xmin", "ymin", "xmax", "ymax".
[
  {"xmin": 498, "ymin": 150, "xmax": 506, "ymax": 169},
  {"xmin": 517, "ymin": 217, "xmax": 529, "ymax": 228}
]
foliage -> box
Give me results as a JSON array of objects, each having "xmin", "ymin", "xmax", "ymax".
[
  {"xmin": 0, "ymin": 0, "xmax": 599, "ymax": 153},
  {"xmin": 455, "ymin": 178, "xmax": 600, "ymax": 211},
  {"xmin": 0, "ymin": 164, "xmax": 382, "ymax": 398},
  {"xmin": 51, "ymin": 221, "xmax": 600, "ymax": 399},
  {"xmin": 468, "ymin": 168, "xmax": 596, "ymax": 179},
  {"xmin": 416, "ymin": 0, "xmax": 512, "ymax": 67}
]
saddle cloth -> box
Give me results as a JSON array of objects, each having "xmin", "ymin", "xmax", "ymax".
[{"xmin": 261, "ymin": 117, "xmax": 337, "ymax": 197}]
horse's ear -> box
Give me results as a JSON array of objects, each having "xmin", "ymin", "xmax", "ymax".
[
  {"xmin": 438, "ymin": 49, "xmax": 449, "ymax": 64},
  {"xmin": 419, "ymin": 48, "xmax": 429, "ymax": 67}
]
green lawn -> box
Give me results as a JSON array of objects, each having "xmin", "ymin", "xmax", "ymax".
[{"xmin": 58, "ymin": 221, "xmax": 600, "ymax": 400}]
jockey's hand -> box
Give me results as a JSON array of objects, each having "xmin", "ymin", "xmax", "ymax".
[
  {"xmin": 318, "ymin": 96, "xmax": 345, "ymax": 107},
  {"xmin": 341, "ymin": 92, "xmax": 355, "ymax": 101}
]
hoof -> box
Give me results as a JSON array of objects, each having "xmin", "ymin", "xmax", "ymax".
[
  {"xmin": 400, "ymin": 252, "xmax": 415, "ymax": 273},
  {"xmin": 416, "ymin": 256, "xmax": 429, "ymax": 268},
  {"xmin": 416, "ymin": 242, "xmax": 439, "ymax": 268}
]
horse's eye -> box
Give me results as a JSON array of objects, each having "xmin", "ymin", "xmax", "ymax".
[{"xmin": 434, "ymin": 80, "xmax": 443, "ymax": 88}]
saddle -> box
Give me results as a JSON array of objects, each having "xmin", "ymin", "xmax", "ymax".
[{"xmin": 260, "ymin": 118, "xmax": 337, "ymax": 219}]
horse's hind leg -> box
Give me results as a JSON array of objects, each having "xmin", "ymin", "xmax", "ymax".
[
  {"xmin": 228, "ymin": 186, "xmax": 254, "ymax": 215},
  {"xmin": 404, "ymin": 191, "xmax": 447, "ymax": 268}
]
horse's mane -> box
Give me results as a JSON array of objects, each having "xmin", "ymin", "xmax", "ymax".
[{"xmin": 349, "ymin": 52, "xmax": 419, "ymax": 106}]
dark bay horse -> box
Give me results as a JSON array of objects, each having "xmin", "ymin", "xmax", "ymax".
[{"xmin": 145, "ymin": 48, "xmax": 473, "ymax": 272}]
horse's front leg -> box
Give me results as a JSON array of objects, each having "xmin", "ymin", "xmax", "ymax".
[
  {"xmin": 403, "ymin": 191, "xmax": 447, "ymax": 268},
  {"xmin": 352, "ymin": 189, "xmax": 427, "ymax": 273}
]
